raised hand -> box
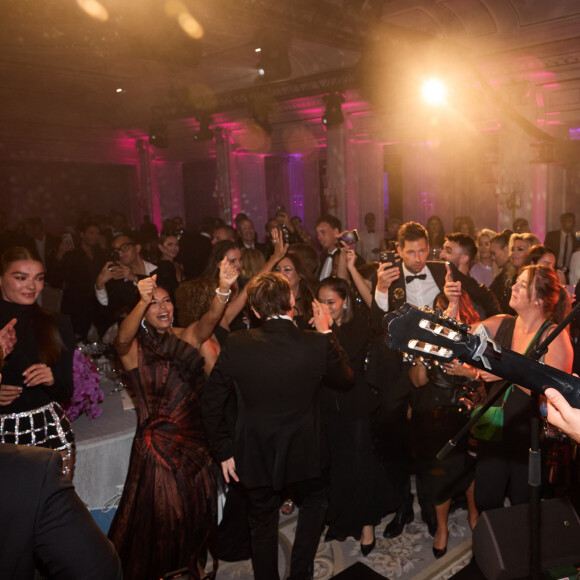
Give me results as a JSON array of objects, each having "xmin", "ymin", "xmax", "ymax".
[
  {"xmin": 376, "ymin": 261, "xmax": 400, "ymax": 293},
  {"xmin": 137, "ymin": 275, "xmax": 157, "ymax": 305},
  {"xmin": 311, "ymin": 299, "xmax": 333, "ymax": 332},
  {"xmin": 443, "ymin": 262, "xmax": 461, "ymax": 308},
  {"xmin": 271, "ymin": 227, "xmax": 288, "ymax": 261},
  {"xmin": 345, "ymin": 249, "xmax": 357, "ymax": 270},
  {"xmin": 218, "ymin": 256, "xmax": 239, "ymax": 292}
]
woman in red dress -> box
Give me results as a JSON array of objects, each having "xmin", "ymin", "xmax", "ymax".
[{"xmin": 108, "ymin": 258, "xmax": 238, "ymax": 580}]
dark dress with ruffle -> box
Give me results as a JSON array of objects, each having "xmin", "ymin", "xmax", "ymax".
[{"xmin": 108, "ymin": 330, "xmax": 218, "ymax": 580}]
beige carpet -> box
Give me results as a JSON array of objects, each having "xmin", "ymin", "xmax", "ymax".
[{"xmin": 215, "ymin": 504, "xmax": 473, "ymax": 579}]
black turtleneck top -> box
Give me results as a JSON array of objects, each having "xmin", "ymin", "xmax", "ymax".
[{"xmin": 0, "ymin": 299, "xmax": 74, "ymax": 415}]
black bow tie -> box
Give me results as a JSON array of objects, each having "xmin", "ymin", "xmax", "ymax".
[{"xmin": 406, "ymin": 274, "xmax": 427, "ymax": 283}]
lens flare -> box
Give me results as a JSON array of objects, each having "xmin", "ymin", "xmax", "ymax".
[
  {"xmin": 422, "ymin": 79, "xmax": 446, "ymax": 105},
  {"xmin": 76, "ymin": 0, "xmax": 108, "ymax": 22}
]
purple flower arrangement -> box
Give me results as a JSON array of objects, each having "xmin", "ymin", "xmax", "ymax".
[{"xmin": 66, "ymin": 349, "xmax": 104, "ymax": 420}]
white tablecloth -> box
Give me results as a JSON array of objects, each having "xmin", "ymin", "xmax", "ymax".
[{"xmin": 73, "ymin": 387, "xmax": 136, "ymax": 509}]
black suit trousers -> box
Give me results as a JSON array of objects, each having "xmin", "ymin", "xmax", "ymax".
[{"xmin": 245, "ymin": 475, "xmax": 329, "ymax": 580}]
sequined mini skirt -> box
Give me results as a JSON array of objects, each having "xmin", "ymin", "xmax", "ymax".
[{"xmin": 0, "ymin": 402, "xmax": 74, "ymax": 451}]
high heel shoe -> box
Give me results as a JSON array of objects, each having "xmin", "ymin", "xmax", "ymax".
[
  {"xmin": 361, "ymin": 538, "xmax": 376, "ymax": 557},
  {"xmin": 432, "ymin": 527, "xmax": 448, "ymax": 559}
]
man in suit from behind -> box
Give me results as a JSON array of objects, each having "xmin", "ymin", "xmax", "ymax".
[
  {"xmin": 0, "ymin": 443, "xmax": 122, "ymax": 580},
  {"xmin": 202, "ymin": 272, "xmax": 353, "ymax": 580},
  {"xmin": 545, "ymin": 212, "xmax": 579, "ymax": 273}
]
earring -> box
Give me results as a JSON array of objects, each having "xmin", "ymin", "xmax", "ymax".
[
  {"xmin": 343, "ymin": 304, "xmax": 347, "ymax": 310},
  {"xmin": 171, "ymin": 317, "xmax": 174, "ymax": 327},
  {"xmin": 141, "ymin": 319, "xmax": 148, "ymax": 333}
]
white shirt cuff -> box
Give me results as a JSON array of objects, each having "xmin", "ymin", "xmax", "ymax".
[
  {"xmin": 95, "ymin": 286, "xmax": 109, "ymax": 306},
  {"xmin": 374, "ymin": 287, "xmax": 390, "ymax": 312}
]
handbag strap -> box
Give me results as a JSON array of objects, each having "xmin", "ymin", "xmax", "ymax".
[{"xmin": 502, "ymin": 319, "xmax": 552, "ymax": 404}]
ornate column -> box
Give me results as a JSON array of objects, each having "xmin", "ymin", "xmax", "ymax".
[
  {"xmin": 324, "ymin": 124, "xmax": 349, "ymax": 228},
  {"xmin": 214, "ymin": 130, "xmax": 237, "ymax": 224},
  {"xmin": 236, "ymin": 154, "xmax": 268, "ymax": 236},
  {"xmin": 136, "ymin": 139, "xmax": 160, "ymax": 228},
  {"xmin": 354, "ymin": 140, "xmax": 384, "ymax": 237}
]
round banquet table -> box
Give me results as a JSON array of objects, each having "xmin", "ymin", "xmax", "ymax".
[{"xmin": 73, "ymin": 386, "xmax": 136, "ymax": 509}]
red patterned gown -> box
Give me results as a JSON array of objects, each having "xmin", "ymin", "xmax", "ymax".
[{"xmin": 108, "ymin": 331, "xmax": 218, "ymax": 580}]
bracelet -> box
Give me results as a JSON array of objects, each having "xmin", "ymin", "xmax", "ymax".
[{"xmin": 215, "ymin": 287, "xmax": 231, "ymax": 304}]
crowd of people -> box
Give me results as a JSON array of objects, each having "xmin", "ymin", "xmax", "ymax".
[{"xmin": 1, "ymin": 205, "xmax": 580, "ymax": 579}]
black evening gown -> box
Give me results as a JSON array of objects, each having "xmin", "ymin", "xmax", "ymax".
[
  {"xmin": 108, "ymin": 330, "xmax": 218, "ymax": 580},
  {"xmin": 323, "ymin": 308, "xmax": 392, "ymax": 540}
]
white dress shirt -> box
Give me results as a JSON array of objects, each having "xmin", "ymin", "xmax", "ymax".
[
  {"xmin": 319, "ymin": 249, "xmax": 338, "ymax": 281},
  {"xmin": 375, "ymin": 264, "xmax": 440, "ymax": 312}
]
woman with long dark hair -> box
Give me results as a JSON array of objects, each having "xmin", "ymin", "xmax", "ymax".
[
  {"xmin": 427, "ymin": 215, "xmax": 446, "ymax": 260},
  {"xmin": 156, "ymin": 233, "xmax": 185, "ymax": 292},
  {"xmin": 108, "ymin": 258, "xmax": 238, "ymax": 580},
  {"xmin": 317, "ymin": 276, "xmax": 390, "ymax": 555},
  {"xmin": 0, "ymin": 247, "xmax": 75, "ymax": 476},
  {"xmin": 274, "ymin": 252, "xmax": 316, "ymax": 328}
]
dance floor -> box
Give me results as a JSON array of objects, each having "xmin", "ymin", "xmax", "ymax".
[{"xmin": 215, "ymin": 503, "xmax": 473, "ymax": 580}]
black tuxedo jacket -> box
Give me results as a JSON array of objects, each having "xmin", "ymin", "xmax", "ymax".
[
  {"xmin": 380, "ymin": 260, "xmax": 500, "ymax": 317},
  {"xmin": 202, "ymin": 318, "xmax": 353, "ymax": 490},
  {"xmin": 545, "ymin": 230, "xmax": 580, "ymax": 266},
  {"xmin": 0, "ymin": 445, "xmax": 121, "ymax": 580}
]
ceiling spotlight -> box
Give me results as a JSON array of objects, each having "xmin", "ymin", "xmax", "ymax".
[
  {"xmin": 255, "ymin": 37, "xmax": 291, "ymax": 82},
  {"xmin": 194, "ymin": 114, "xmax": 214, "ymax": 142},
  {"xmin": 322, "ymin": 92, "xmax": 345, "ymax": 127},
  {"xmin": 149, "ymin": 117, "xmax": 169, "ymax": 149}
]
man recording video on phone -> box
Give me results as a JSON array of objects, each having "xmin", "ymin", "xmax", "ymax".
[{"xmin": 371, "ymin": 221, "xmax": 500, "ymax": 539}]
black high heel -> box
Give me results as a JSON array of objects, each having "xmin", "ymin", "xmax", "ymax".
[
  {"xmin": 432, "ymin": 527, "xmax": 448, "ymax": 559},
  {"xmin": 361, "ymin": 538, "xmax": 376, "ymax": 557}
]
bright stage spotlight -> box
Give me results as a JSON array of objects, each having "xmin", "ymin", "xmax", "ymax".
[{"xmin": 422, "ymin": 79, "xmax": 446, "ymax": 105}]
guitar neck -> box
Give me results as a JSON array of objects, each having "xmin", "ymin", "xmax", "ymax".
[{"xmin": 459, "ymin": 336, "xmax": 580, "ymax": 408}]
